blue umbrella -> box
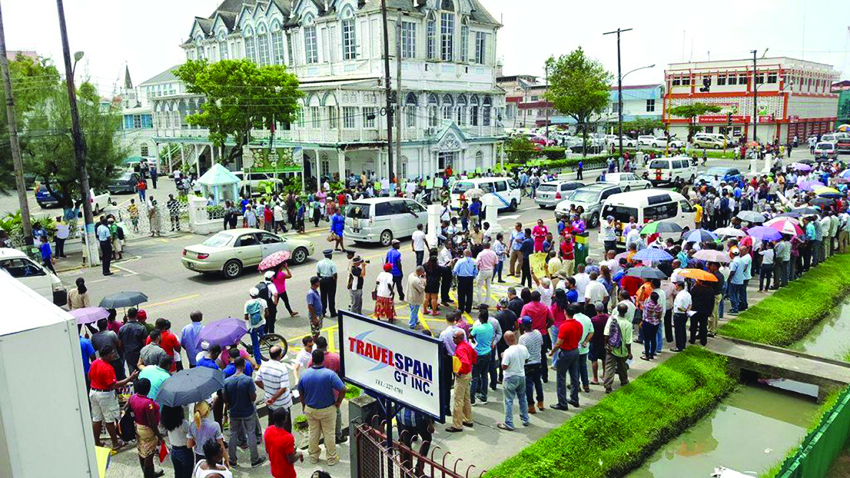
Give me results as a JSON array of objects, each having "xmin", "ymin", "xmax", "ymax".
[
  {"xmin": 632, "ymin": 248, "xmax": 674, "ymax": 263},
  {"xmin": 747, "ymin": 226, "xmax": 782, "ymax": 242},
  {"xmin": 683, "ymin": 229, "xmax": 717, "ymax": 243},
  {"xmin": 198, "ymin": 318, "xmax": 248, "ymax": 348}
]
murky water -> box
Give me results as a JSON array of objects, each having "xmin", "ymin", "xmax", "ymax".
[
  {"xmin": 790, "ymin": 299, "xmax": 850, "ymax": 360},
  {"xmin": 628, "ymin": 385, "xmax": 819, "ymax": 478}
]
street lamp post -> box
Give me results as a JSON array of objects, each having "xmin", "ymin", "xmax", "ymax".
[
  {"xmin": 604, "ymin": 28, "xmax": 632, "ymax": 158},
  {"xmin": 56, "ymin": 0, "xmax": 99, "ymax": 267}
]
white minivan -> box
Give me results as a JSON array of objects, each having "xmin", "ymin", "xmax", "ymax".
[
  {"xmin": 450, "ymin": 177, "xmax": 521, "ymax": 211},
  {"xmin": 0, "ymin": 249, "xmax": 67, "ymax": 306},
  {"xmin": 600, "ymin": 190, "xmax": 695, "ymax": 247},
  {"xmin": 344, "ymin": 198, "xmax": 428, "ymax": 246},
  {"xmin": 645, "ymin": 156, "xmax": 698, "ymax": 186}
]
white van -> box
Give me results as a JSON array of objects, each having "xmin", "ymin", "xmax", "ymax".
[
  {"xmin": 600, "ymin": 190, "xmax": 695, "ymax": 247},
  {"xmin": 0, "ymin": 249, "xmax": 67, "ymax": 306},
  {"xmin": 450, "ymin": 177, "xmax": 521, "ymax": 211},
  {"xmin": 344, "ymin": 198, "xmax": 428, "ymax": 246},
  {"xmin": 645, "ymin": 156, "xmax": 698, "ymax": 186}
]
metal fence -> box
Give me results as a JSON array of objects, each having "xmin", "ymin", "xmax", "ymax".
[
  {"xmin": 355, "ymin": 419, "xmax": 486, "ymax": 478},
  {"xmin": 776, "ymin": 386, "xmax": 850, "ymax": 478},
  {"xmin": 116, "ymin": 201, "xmax": 189, "ymax": 236}
]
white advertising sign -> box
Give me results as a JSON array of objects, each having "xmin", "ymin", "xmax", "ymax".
[{"xmin": 339, "ymin": 311, "xmax": 445, "ymax": 419}]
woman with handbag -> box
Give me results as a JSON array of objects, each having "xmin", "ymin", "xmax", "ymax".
[{"xmin": 374, "ymin": 263, "xmax": 396, "ymax": 321}]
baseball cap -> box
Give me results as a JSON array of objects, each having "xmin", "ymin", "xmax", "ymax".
[
  {"xmin": 264, "ymin": 271, "xmax": 275, "ymax": 280},
  {"xmin": 520, "ymin": 316, "xmax": 532, "ymax": 326},
  {"xmin": 137, "ymin": 310, "xmax": 147, "ymax": 321},
  {"xmin": 249, "ymin": 287, "xmax": 260, "ymax": 297}
]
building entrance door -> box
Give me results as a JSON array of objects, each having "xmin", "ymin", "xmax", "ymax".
[{"xmin": 438, "ymin": 151, "xmax": 456, "ymax": 171}]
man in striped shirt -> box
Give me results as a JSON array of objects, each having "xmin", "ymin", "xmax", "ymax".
[{"xmin": 256, "ymin": 346, "xmax": 292, "ymax": 431}]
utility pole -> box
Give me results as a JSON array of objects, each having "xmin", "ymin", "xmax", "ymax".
[
  {"xmin": 395, "ymin": 12, "xmax": 402, "ymax": 175},
  {"xmin": 380, "ymin": 0, "xmax": 394, "ymax": 182},
  {"xmin": 0, "ymin": 3, "xmax": 32, "ymax": 245},
  {"xmin": 544, "ymin": 63, "xmax": 550, "ymax": 141},
  {"xmin": 57, "ymin": 0, "xmax": 99, "ymax": 266},
  {"xmin": 752, "ymin": 49, "xmax": 758, "ymax": 145},
  {"xmin": 604, "ymin": 27, "xmax": 632, "ymax": 158}
]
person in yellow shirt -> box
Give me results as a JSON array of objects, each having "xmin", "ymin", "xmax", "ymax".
[{"xmin": 693, "ymin": 202, "xmax": 703, "ymax": 229}]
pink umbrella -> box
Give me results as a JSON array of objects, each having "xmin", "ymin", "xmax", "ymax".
[
  {"xmin": 765, "ymin": 216, "xmax": 799, "ymax": 226},
  {"xmin": 258, "ymin": 250, "xmax": 292, "ymax": 271},
  {"xmin": 767, "ymin": 218, "xmax": 803, "ymax": 236},
  {"xmin": 69, "ymin": 307, "xmax": 110, "ymax": 325}
]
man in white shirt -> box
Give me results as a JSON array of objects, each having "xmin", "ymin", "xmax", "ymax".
[
  {"xmin": 437, "ymin": 243, "xmax": 454, "ymax": 305},
  {"xmin": 496, "ymin": 331, "xmax": 529, "ymax": 431},
  {"xmin": 255, "ymin": 345, "xmax": 292, "ymax": 429},
  {"xmin": 672, "ymin": 281, "xmax": 691, "ymax": 351},
  {"xmin": 273, "ymin": 203, "xmax": 286, "ymax": 233},
  {"xmin": 411, "ymin": 224, "xmax": 429, "ymax": 266},
  {"xmin": 615, "ymin": 290, "xmax": 635, "ymax": 324},
  {"xmin": 243, "ymin": 287, "xmax": 268, "ymax": 364},
  {"xmin": 573, "ymin": 265, "xmax": 590, "ymax": 298},
  {"xmin": 584, "ymin": 272, "xmax": 609, "ymax": 314},
  {"xmin": 55, "ymin": 217, "xmax": 70, "ymax": 258}
]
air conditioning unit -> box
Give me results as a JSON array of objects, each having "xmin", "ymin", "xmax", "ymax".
[{"xmin": 424, "ymin": 127, "xmax": 436, "ymax": 136}]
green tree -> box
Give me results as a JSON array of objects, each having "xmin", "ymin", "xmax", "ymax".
[
  {"xmin": 505, "ymin": 136, "xmax": 538, "ymax": 164},
  {"xmin": 174, "ymin": 59, "xmax": 303, "ymax": 165},
  {"xmin": 667, "ymin": 103, "xmax": 722, "ymax": 140},
  {"xmin": 622, "ymin": 117, "xmax": 664, "ymax": 136},
  {"xmin": 545, "ymin": 48, "xmax": 612, "ymax": 157}
]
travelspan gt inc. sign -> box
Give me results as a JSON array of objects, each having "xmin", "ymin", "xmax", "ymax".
[{"xmin": 338, "ymin": 311, "xmax": 447, "ymax": 419}]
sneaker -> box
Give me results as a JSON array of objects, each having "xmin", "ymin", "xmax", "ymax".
[
  {"xmin": 496, "ymin": 423, "xmax": 514, "ymax": 431},
  {"xmin": 327, "ymin": 458, "xmax": 339, "ymax": 467},
  {"xmin": 251, "ymin": 456, "xmax": 267, "ymax": 468}
]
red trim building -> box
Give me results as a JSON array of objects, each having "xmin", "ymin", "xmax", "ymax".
[{"xmin": 663, "ymin": 57, "xmax": 840, "ymax": 143}]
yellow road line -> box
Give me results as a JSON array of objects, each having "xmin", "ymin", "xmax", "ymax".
[{"xmin": 144, "ymin": 294, "xmax": 201, "ymax": 309}]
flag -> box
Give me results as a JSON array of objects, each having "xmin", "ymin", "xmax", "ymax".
[{"xmin": 159, "ymin": 442, "xmax": 169, "ymax": 463}]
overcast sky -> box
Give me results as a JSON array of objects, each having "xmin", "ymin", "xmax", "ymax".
[{"xmin": 4, "ymin": 0, "xmax": 849, "ymax": 95}]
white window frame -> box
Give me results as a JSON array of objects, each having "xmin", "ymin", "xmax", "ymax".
[
  {"xmin": 257, "ymin": 30, "xmax": 270, "ymax": 66},
  {"xmin": 363, "ymin": 107, "xmax": 377, "ymax": 128},
  {"xmin": 244, "ymin": 28, "xmax": 256, "ymax": 62},
  {"xmin": 342, "ymin": 17, "xmax": 356, "ymax": 60},
  {"xmin": 427, "ymin": 19, "xmax": 436, "ymax": 60},
  {"xmin": 401, "ymin": 21, "xmax": 416, "ymax": 59},
  {"xmin": 304, "ymin": 25, "xmax": 318, "ymax": 64},
  {"xmin": 474, "ymin": 31, "xmax": 486, "ymax": 64},
  {"xmin": 343, "ymin": 107, "xmax": 358, "ymax": 129},
  {"xmin": 286, "ymin": 33, "xmax": 295, "ymax": 66},
  {"xmin": 460, "ymin": 25, "xmax": 468, "ymax": 62},
  {"xmin": 440, "ymin": 13, "xmax": 454, "ymax": 62},
  {"xmin": 310, "ymin": 106, "xmax": 321, "ymax": 128},
  {"xmin": 328, "ymin": 107, "xmax": 338, "ymax": 129},
  {"xmin": 272, "ymin": 29, "xmax": 284, "ymax": 64}
]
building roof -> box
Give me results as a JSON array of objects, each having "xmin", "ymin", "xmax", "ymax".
[
  {"xmin": 360, "ymin": 0, "xmax": 500, "ymax": 26},
  {"xmin": 195, "ymin": 16, "xmax": 214, "ymax": 35},
  {"xmin": 199, "ymin": 163, "xmax": 241, "ymax": 186},
  {"xmin": 139, "ymin": 65, "xmax": 181, "ymax": 86},
  {"xmin": 211, "ymin": 0, "xmax": 258, "ymax": 16}
]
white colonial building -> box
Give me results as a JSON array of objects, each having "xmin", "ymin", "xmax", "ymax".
[{"xmin": 146, "ymin": 0, "xmax": 506, "ymax": 181}]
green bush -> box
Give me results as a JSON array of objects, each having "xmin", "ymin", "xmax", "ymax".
[
  {"xmin": 719, "ymin": 254, "xmax": 850, "ymax": 347},
  {"xmin": 485, "ymin": 348, "xmax": 735, "ymax": 478},
  {"xmin": 542, "ymin": 147, "xmax": 566, "ymax": 160},
  {"xmin": 506, "ymin": 136, "xmax": 538, "ymax": 164}
]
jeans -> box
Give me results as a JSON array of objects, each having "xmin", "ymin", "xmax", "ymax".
[
  {"xmin": 349, "ymin": 289, "xmax": 363, "ymax": 315},
  {"xmin": 415, "ymin": 250, "xmax": 425, "ymax": 266},
  {"xmin": 578, "ymin": 353, "xmax": 589, "ymax": 387},
  {"xmin": 171, "ymin": 446, "xmax": 194, "ymax": 478},
  {"xmin": 642, "ymin": 322, "xmax": 659, "ymax": 358},
  {"xmin": 740, "ymin": 280, "xmax": 749, "ymax": 310},
  {"xmin": 494, "ymin": 261, "xmax": 504, "ymax": 281},
  {"xmin": 228, "ymin": 413, "xmax": 260, "ymax": 464},
  {"xmin": 548, "ymin": 326, "xmax": 560, "ymax": 368},
  {"xmin": 520, "ymin": 258, "xmax": 532, "ymax": 288},
  {"xmin": 471, "ymin": 351, "xmax": 491, "ymax": 401},
  {"xmin": 728, "ymin": 283, "xmax": 742, "ymax": 312},
  {"xmin": 250, "ymin": 327, "xmax": 265, "ymax": 365},
  {"xmin": 673, "ymin": 313, "xmax": 688, "ymax": 350},
  {"xmin": 502, "ymin": 375, "xmax": 529, "ymax": 429},
  {"xmin": 392, "ymin": 274, "xmax": 405, "ymax": 301},
  {"xmin": 524, "ymin": 364, "xmax": 543, "ymax": 405},
  {"xmin": 409, "ymin": 304, "xmax": 421, "ymax": 328},
  {"xmin": 759, "ymin": 263, "xmax": 774, "ymax": 290},
  {"xmin": 555, "ymin": 348, "xmax": 580, "ymax": 407}
]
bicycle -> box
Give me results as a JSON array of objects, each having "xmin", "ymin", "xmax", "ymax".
[{"xmin": 241, "ymin": 333, "xmax": 289, "ymax": 362}]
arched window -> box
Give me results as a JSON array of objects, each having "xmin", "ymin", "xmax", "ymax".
[
  {"xmin": 460, "ymin": 24, "xmax": 469, "ymax": 62},
  {"xmin": 483, "ymin": 96, "xmax": 492, "ymax": 126},
  {"xmin": 428, "ymin": 93, "xmax": 439, "ymax": 127},
  {"xmin": 456, "ymin": 94, "xmax": 467, "ymax": 125},
  {"xmin": 195, "ymin": 35, "xmax": 205, "ymax": 60},
  {"xmin": 441, "ymin": 0, "xmax": 454, "ymax": 9},
  {"xmin": 340, "ymin": 7, "xmax": 357, "ymax": 60},
  {"xmin": 441, "ymin": 94, "xmax": 453, "ymax": 120},
  {"xmin": 271, "ymin": 22, "xmax": 284, "ymax": 64},
  {"xmin": 405, "ymin": 93, "xmax": 418, "ymax": 128},
  {"xmin": 475, "ymin": 150, "xmax": 484, "ymax": 170},
  {"xmin": 303, "ymin": 15, "xmax": 318, "ymax": 64},
  {"xmin": 218, "ymin": 32, "xmax": 229, "ymax": 60},
  {"xmin": 257, "ymin": 24, "xmax": 270, "ymax": 65},
  {"xmin": 470, "ymin": 95, "xmax": 480, "ymax": 126},
  {"xmin": 243, "ymin": 27, "xmax": 256, "ymax": 62}
]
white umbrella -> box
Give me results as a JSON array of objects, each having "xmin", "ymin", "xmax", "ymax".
[
  {"xmin": 465, "ymin": 188, "xmax": 486, "ymax": 199},
  {"xmin": 713, "ymin": 227, "xmax": 746, "ymax": 238}
]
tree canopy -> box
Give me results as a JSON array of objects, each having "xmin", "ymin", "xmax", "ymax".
[
  {"xmin": 667, "ymin": 102, "xmax": 722, "ymax": 139},
  {"xmin": 174, "ymin": 59, "xmax": 303, "ymax": 164},
  {"xmin": 545, "ymin": 48, "xmax": 612, "ymax": 156},
  {"xmin": 622, "ymin": 117, "xmax": 665, "ymax": 136}
]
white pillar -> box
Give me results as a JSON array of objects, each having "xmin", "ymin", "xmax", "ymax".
[
  {"xmin": 426, "ymin": 204, "xmax": 441, "ymax": 246},
  {"xmin": 313, "ymin": 149, "xmax": 321, "ymax": 185},
  {"xmin": 483, "ymin": 195, "xmax": 503, "ymax": 234},
  {"xmin": 764, "ymin": 153, "xmax": 773, "ymax": 173},
  {"xmin": 180, "ymin": 144, "xmax": 185, "ymax": 172},
  {"xmin": 338, "ymin": 149, "xmax": 346, "ymax": 180}
]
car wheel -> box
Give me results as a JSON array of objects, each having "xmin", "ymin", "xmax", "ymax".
[
  {"xmin": 645, "ymin": 183, "xmax": 651, "ymax": 189},
  {"xmin": 652, "ymin": 143, "xmax": 658, "ymax": 148},
  {"xmin": 510, "ymin": 199, "xmax": 518, "ymax": 212},
  {"xmin": 291, "ymin": 247, "xmax": 308, "ymax": 265},
  {"xmin": 715, "ymin": 144, "xmax": 721, "ymax": 150},
  {"xmin": 380, "ymin": 230, "xmax": 393, "ymax": 247},
  {"xmin": 589, "ymin": 213, "xmax": 599, "ymax": 228},
  {"xmin": 223, "ymin": 259, "xmax": 243, "ymax": 279},
  {"xmin": 37, "ymin": 202, "xmax": 46, "ymax": 209},
  {"xmin": 624, "ymin": 186, "xmax": 631, "ymax": 192}
]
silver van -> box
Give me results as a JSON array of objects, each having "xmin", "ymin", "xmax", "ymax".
[
  {"xmin": 344, "ymin": 198, "xmax": 428, "ymax": 246},
  {"xmin": 535, "ymin": 181, "xmax": 584, "ymax": 208}
]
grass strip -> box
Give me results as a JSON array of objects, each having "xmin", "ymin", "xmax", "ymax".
[
  {"xmin": 484, "ymin": 347, "xmax": 735, "ymax": 478},
  {"xmin": 719, "ymin": 254, "xmax": 850, "ymax": 347}
]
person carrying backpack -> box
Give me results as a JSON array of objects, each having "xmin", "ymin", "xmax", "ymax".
[
  {"xmin": 243, "ymin": 287, "xmax": 268, "ymax": 365},
  {"xmin": 603, "ymin": 302, "xmax": 633, "ymax": 394}
]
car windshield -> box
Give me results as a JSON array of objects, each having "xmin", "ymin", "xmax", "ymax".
[
  {"xmin": 649, "ymin": 160, "xmax": 670, "ymax": 169},
  {"xmin": 347, "ymin": 203, "xmax": 371, "ymax": 219},
  {"xmin": 816, "ymin": 144, "xmax": 832, "ymax": 150},
  {"xmin": 119, "ymin": 172, "xmax": 134, "ymax": 181},
  {"xmin": 537, "ymin": 184, "xmax": 557, "ymax": 192},
  {"xmin": 452, "ymin": 182, "xmax": 475, "ymax": 193},
  {"xmin": 202, "ymin": 233, "xmax": 233, "ymax": 248},
  {"xmin": 706, "ymin": 168, "xmax": 729, "ymax": 175},
  {"xmin": 569, "ymin": 190, "xmax": 601, "ymax": 203}
]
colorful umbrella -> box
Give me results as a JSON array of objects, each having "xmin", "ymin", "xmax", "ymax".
[
  {"xmin": 198, "ymin": 318, "xmax": 248, "ymax": 348},
  {"xmin": 69, "ymin": 307, "xmax": 110, "ymax": 325},
  {"xmin": 713, "ymin": 227, "xmax": 746, "ymax": 238},
  {"xmin": 839, "ymin": 170, "xmax": 850, "ymax": 179},
  {"xmin": 678, "ymin": 268, "xmax": 718, "ymax": 282},
  {"xmin": 693, "ymin": 249, "xmax": 732, "ymax": 263},
  {"xmin": 99, "ymin": 291, "xmax": 149, "ymax": 309},
  {"xmin": 798, "ymin": 181, "xmax": 825, "ymax": 192},
  {"xmin": 640, "ymin": 221, "xmax": 683, "ymax": 235},
  {"xmin": 258, "ymin": 249, "xmax": 292, "ymax": 271},
  {"xmin": 683, "ymin": 229, "xmax": 717, "ymax": 243},
  {"xmin": 792, "ymin": 163, "xmax": 813, "ymax": 172},
  {"xmin": 767, "ymin": 218, "xmax": 803, "ymax": 236},
  {"xmin": 839, "ymin": 124, "xmax": 850, "ymax": 132},
  {"xmin": 747, "ymin": 226, "xmax": 782, "ymax": 242},
  {"xmin": 626, "ymin": 266, "xmax": 667, "ymax": 280},
  {"xmin": 632, "ymin": 248, "xmax": 674, "ymax": 263},
  {"xmin": 765, "ymin": 216, "xmax": 800, "ymax": 226},
  {"xmin": 156, "ymin": 367, "xmax": 226, "ymax": 408},
  {"xmin": 736, "ymin": 210, "xmax": 766, "ymax": 223}
]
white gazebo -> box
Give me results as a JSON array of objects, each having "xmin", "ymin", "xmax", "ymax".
[{"xmin": 198, "ymin": 164, "xmax": 239, "ymax": 205}]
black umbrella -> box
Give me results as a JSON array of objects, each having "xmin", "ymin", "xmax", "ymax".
[
  {"xmin": 776, "ymin": 212, "xmax": 802, "ymax": 218},
  {"xmin": 626, "ymin": 266, "xmax": 668, "ymax": 280},
  {"xmin": 812, "ymin": 197, "xmax": 835, "ymax": 207},
  {"xmin": 792, "ymin": 207, "xmax": 819, "ymax": 215},
  {"xmin": 99, "ymin": 291, "xmax": 149, "ymax": 309},
  {"xmin": 156, "ymin": 367, "xmax": 225, "ymax": 407}
]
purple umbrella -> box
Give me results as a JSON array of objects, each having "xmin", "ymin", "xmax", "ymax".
[
  {"xmin": 798, "ymin": 180, "xmax": 825, "ymax": 192},
  {"xmin": 198, "ymin": 318, "xmax": 248, "ymax": 348},
  {"xmin": 69, "ymin": 307, "xmax": 110, "ymax": 325},
  {"xmin": 747, "ymin": 226, "xmax": 782, "ymax": 242},
  {"xmin": 792, "ymin": 163, "xmax": 813, "ymax": 172}
]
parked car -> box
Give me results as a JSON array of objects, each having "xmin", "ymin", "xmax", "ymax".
[
  {"xmin": 645, "ymin": 157, "xmax": 697, "ymax": 186},
  {"xmin": 649, "ymin": 137, "xmax": 685, "ymax": 149},
  {"xmin": 637, "ymin": 135, "xmax": 656, "ymax": 146},
  {"xmin": 450, "ymin": 177, "xmax": 521, "ymax": 211},
  {"xmin": 344, "ymin": 198, "xmax": 428, "ymax": 246},
  {"xmin": 554, "ymin": 183, "xmax": 623, "ymax": 227},
  {"xmin": 231, "ymin": 171, "xmax": 284, "ymax": 197},
  {"xmin": 815, "ymin": 142, "xmax": 838, "ymax": 160},
  {"xmin": 534, "ymin": 180, "xmax": 584, "ymax": 208},
  {"xmin": 835, "ymin": 133, "xmax": 850, "ymax": 154},
  {"xmin": 600, "ymin": 172, "xmax": 651, "ymax": 191},
  {"xmin": 820, "ymin": 133, "xmax": 840, "ymax": 144},
  {"xmin": 692, "ymin": 133, "xmax": 728, "ymax": 149},
  {"xmin": 182, "ymin": 228, "xmax": 314, "ymax": 279},
  {"xmin": 529, "ymin": 135, "xmax": 555, "ymax": 147},
  {"xmin": 601, "ymin": 190, "xmax": 695, "ymax": 248},
  {"xmin": 36, "ymin": 185, "xmax": 62, "ymax": 209},
  {"xmin": 0, "ymin": 248, "xmax": 66, "ymax": 306},
  {"xmin": 695, "ymin": 167, "xmax": 742, "ymax": 185},
  {"xmin": 108, "ymin": 171, "xmax": 142, "ymax": 194},
  {"xmin": 569, "ymin": 138, "xmax": 604, "ymax": 154},
  {"xmin": 89, "ymin": 189, "xmax": 111, "ymax": 215}
]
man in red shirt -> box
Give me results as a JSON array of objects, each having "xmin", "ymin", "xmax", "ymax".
[
  {"xmin": 520, "ymin": 291, "xmax": 554, "ymax": 381},
  {"xmin": 144, "ymin": 318, "xmax": 181, "ymax": 371},
  {"xmin": 89, "ymin": 345, "xmax": 137, "ymax": 449},
  {"xmin": 446, "ymin": 330, "xmax": 475, "ymax": 433},
  {"xmin": 549, "ymin": 304, "xmax": 583, "ymax": 410},
  {"xmin": 265, "ymin": 407, "xmax": 303, "ymax": 478}
]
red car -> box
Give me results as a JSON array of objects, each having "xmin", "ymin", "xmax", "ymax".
[{"xmin": 529, "ymin": 135, "xmax": 556, "ymax": 147}]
